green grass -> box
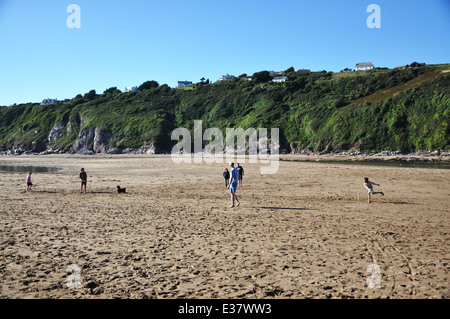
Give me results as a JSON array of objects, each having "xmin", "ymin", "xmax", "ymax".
[
  {"xmin": 350, "ymin": 70, "xmax": 450, "ymax": 105},
  {"xmin": 1, "ymin": 64, "xmax": 449, "ymax": 153}
]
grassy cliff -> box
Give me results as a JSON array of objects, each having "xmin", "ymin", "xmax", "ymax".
[{"xmin": 1, "ymin": 64, "xmax": 449, "ymax": 154}]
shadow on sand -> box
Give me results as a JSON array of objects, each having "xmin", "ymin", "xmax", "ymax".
[
  {"xmin": 255, "ymin": 206, "xmax": 318, "ymax": 211},
  {"xmin": 390, "ymin": 201, "xmax": 416, "ymax": 205}
]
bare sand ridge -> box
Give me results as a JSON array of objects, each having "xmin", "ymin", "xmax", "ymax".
[{"xmin": 0, "ymin": 155, "xmax": 448, "ymax": 299}]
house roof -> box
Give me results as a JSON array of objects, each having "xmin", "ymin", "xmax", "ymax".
[
  {"xmin": 355, "ymin": 62, "xmax": 374, "ymax": 67},
  {"xmin": 273, "ymin": 76, "xmax": 288, "ymax": 81}
]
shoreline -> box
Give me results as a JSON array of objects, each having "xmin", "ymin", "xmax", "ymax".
[
  {"xmin": 1, "ymin": 154, "xmax": 450, "ymax": 175},
  {"xmin": 280, "ymin": 154, "xmax": 450, "ymax": 163},
  {"xmin": 1, "ymin": 152, "xmax": 449, "ymax": 162}
]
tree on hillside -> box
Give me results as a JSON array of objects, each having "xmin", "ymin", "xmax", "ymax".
[
  {"xmin": 138, "ymin": 80, "xmax": 159, "ymax": 91},
  {"xmin": 284, "ymin": 67, "xmax": 295, "ymax": 74},
  {"xmin": 103, "ymin": 87, "xmax": 121, "ymax": 95},
  {"xmin": 409, "ymin": 62, "xmax": 425, "ymax": 68},
  {"xmin": 252, "ymin": 71, "xmax": 271, "ymax": 83},
  {"xmin": 84, "ymin": 90, "xmax": 98, "ymax": 100},
  {"xmin": 157, "ymin": 84, "xmax": 171, "ymax": 94}
]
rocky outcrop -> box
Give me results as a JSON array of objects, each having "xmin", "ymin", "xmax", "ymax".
[
  {"xmin": 121, "ymin": 145, "xmax": 159, "ymax": 155},
  {"xmin": 93, "ymin": 128, "xmax": 112, "ymax": 154},
  {"xmin": 72, "ymin": 128, "xmax": 95, "ymax": 154},
  {"xmin": 67, "ymin": 121, "xmax": 77, "ymax": 135},
  {"xmin": 31, "ymin": 139, "xmax": 47, "ymax": 153},
  {"xmin": 48, "ymin": 122, "xmax": 65, "ymax": 142},
  {"xmin": 71, "ymin": 128, "xmax": 118, "ymax": 154}
]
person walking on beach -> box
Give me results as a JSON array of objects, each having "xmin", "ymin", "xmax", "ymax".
[
  {"xmin": 364, "ymin": 177, "xmax": 384, "ymax": 203},
  {"xmin": 26, "ymin": 172, "xmax": 33, "ymax": 192},
  {"xmin": 227, "ymin": 162, "xmax": 240, "ymax": 208},
  {"xmin": 80, "ymin": 168, "xmax": 87, "ymax": 193},
  {"xmin": 223, "ymin": 168, "xmax": 230, "ymax": 188},
  {"xmin": 237, "ymin": 163, "xmax": 244, "ymax": 188}
]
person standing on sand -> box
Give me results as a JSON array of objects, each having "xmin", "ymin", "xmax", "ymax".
[
  {"xmin": 237, "ymin": 163, "xmax": 244, "ymax": 188},
  {"xmin": 26, "ymin": 172, "xmax": 33, "ymax": 192},
  {"xmin": 364, "ymin": 177, "xmax": 384, "ymax": 203},
  {"xmin": 227, "ymin": 162, "xmax": 240, "ymax": 208},
  {"xmin": 80, "ymin": 168, "xmax": 87, "ymax": 193},
  {"xmin": 223, "ymin": 168, "xmax": 230, "ymax": 188}
]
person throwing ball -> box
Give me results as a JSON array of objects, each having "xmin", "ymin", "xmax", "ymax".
[
  {"xmin": 364, "ymin": 177, "xmax": 384, "ymax": 203},
  {"xmin": 227, "ymin": 162, "xmax": 240, "ymax": 208}
]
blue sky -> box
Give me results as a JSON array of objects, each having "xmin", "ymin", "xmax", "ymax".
[{"xmin": 0, "ymin": 0, "xmax": 449, "ymax": 106}]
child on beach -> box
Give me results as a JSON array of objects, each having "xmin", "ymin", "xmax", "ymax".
[
  {"xmin": 227, "ymin": 162, "xmax": 240, "ymax": 208},
  {"xmin": 364, "ymin": 177, "xmax": 384, "ymax": 203},
  {"xmin": 80, "ymin": 168, "xmax": 87, "ymax": 193},
  {"xmin": 26, "ymin": 172, "xmax": 33, "ymax": 192}
]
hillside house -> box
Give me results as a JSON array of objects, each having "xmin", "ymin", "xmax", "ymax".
[
  {"xmin": 41, "ymin": 98, "xmax": 58, "ymax": 105},
  {"xmin": 125, "ymin": 86, "xmax": 139, "ymax": 92},
  {"xmin": 273, "ymin": 76, "xmax": 288, "ymax": 83},
  {"xmin": 177, "ymin": 81, "xmax": 193, "ymax": 89},
  {"xmin": 217, "ymin": 74, "xmax": 235, "ymax": 81},
  {"xmin": 355, "ymin": 62, "xmax": 374, "ymax": 71},
  {"xmin": 269, "ymin": 71, "xmax": 283, "ymax": 76}
]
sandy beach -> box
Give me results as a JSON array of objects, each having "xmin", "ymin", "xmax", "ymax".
[{"xmin": 0, "ymin": 154, "xmax": 448, "ymax": 299}]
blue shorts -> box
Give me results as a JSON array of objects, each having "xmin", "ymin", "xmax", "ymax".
[{"xmin": 230, "ymin": 184, "xmax": 238, "ymax": 193}]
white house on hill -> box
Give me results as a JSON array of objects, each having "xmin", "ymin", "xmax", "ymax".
[
  {"xmin": 273, "ymin": 76, "xmax": 288, "ymax": 83},
  {"xmin": 217, "ymin": 74, "xmax": 235, "ymax": 81},
  {"xmin": 41, "ymin": 98, "xmax": 58, "ymax": 105},
  {"xmin": 355, "ymin": 62, "xmax": 374, "ymax": 71},
  {"xmin": 177, "ymin": 81, "xmax": 193, "ymax": 89},
  {"xmin": 269, "ymin": 71, "xmax": 283, "ymax": 76},
  {"xmin": 395, "ymin": 65, "xmax": 408, "ymax": 69},
  {"xmin": 125, "ymin": 86, "xmax": 139, "ymax": 92}
]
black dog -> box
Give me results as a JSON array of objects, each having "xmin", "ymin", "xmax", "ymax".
[{"xmin": 117, "ymin": 186, "xmax": 126, "ymax": 193}]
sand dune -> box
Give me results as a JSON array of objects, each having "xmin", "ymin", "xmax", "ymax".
[{"xmin": 0, "ymin": 155, "xmax": 448, "ymax": 299}]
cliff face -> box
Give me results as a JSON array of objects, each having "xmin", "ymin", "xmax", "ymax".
[{"xmin": 1, "ymin": 65, "xmax": 449, "ymax": 155}]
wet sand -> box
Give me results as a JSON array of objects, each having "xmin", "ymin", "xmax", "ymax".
[{"xmin": 0, "ymin": 155, "xmax": 448, "ymax": 299}]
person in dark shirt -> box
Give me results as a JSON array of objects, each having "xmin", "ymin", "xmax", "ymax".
[
  {"xmin": 237, "ymin": 163, "xmax": 244, "ymax": 187},
  {"xmin": 223, "ymin": 168, "xmax": 230, "ymax": 188},
  {"xmin": 80, "ymin": 168, "xmax": 87, "ymax": 193}
]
